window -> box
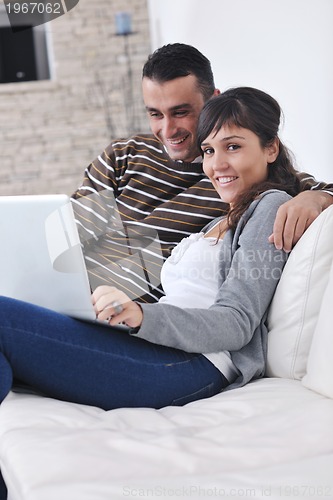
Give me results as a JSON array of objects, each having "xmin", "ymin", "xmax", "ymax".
[{"xmin": 0, "ymin": 5, "xmax": 51, "ymax": 84}]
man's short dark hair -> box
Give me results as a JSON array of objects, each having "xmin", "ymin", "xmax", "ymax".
[{"xmin": 142, "ymin": 43, "xmax": 215, "ymax": 101}]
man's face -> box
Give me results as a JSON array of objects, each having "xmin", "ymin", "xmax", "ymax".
[{"xmin": 142, "ymin": 75, "xmax": 206, "ymax": 162}]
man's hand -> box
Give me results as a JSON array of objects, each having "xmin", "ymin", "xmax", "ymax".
[
  {"xmin": 92, "ymin": 286, "xmax": 143, "ymax": 329},
  {"xmin": 269, "ymin": 191, "xmax": 333, "ymax": 252}
]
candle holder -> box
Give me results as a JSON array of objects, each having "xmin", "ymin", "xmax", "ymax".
[
  {"xmin": 114, "ymin": 12, "xmax": 138, "ymax": 134},
  {"xmin": 115, "ymin": 12, "xmax": 132, "ymax": 36}
]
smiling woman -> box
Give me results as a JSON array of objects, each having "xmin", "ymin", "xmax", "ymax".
[
  {"xmin": 197, "ymin": 87, "xmax": 301, "ymax": 232},
  {"xmin": 200, "ymin": 125, "xmax": 279, "ymax": 206}
]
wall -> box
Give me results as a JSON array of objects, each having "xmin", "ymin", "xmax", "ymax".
[
  {"xmin": 147, "ymin": 0, "xmax": 333, "ymax": 183},
  {"xmin": 0, "ymin": 0, "xmax": 151, "ymax": 196}
]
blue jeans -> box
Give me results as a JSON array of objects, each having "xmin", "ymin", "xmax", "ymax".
[
  {"xmin": 0, "ymin": 297, "xmax": 228, "ymax": 499},
  {"xmin": 0, "ymin": 296, "xmax": 227, "ymax": 409},
  {"xmin": 0, "ymin": 471, "xmax": 6, "ymax": 500}
]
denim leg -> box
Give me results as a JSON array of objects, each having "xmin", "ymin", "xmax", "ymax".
[
  {"xmin": 0, "ymin": 297, "xmax": 227, "ymax": 410},
  {"xmin": 0, "ymin": 353, "xmax": 11, "ymax": 404},
  {"xmin": 0, "ymin": 470, "xmax": 7, "ymax": 500}
]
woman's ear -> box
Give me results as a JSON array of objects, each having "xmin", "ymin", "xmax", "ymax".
[{"xmin": 267, "ymin": 137, "xmax": 279, "ymax": 164}]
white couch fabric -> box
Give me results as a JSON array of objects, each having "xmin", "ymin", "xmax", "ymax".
[
  {"xmin": 1, "ymin": 379, "xmax": 333, "ymax": 500},
  {"xmin": 1, "ymin": 206, "xmax": 333, "ymax": 500},
  {"xmin": 302, "ymin": 256, "xmax": 333, "ymax": 398},
  {"xmin": 266, "ymin": 205, "xmax": 333, "ymax": 379}
]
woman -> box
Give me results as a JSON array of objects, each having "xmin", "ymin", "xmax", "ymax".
[{"xmin": 0, "ymin": 87, "xmax": 300, "ymax": 412}]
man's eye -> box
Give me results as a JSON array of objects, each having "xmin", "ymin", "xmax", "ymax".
[
  {"xmin": 148, "ymin": 112, "xmax": 161, "ymax": 118},
  {"xmin": 174, "ymin": 111, "xmax": 188, "ymax": 117}
]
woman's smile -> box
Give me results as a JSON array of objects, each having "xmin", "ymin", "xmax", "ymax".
[{"xmin": 201, "ymin": 124, "xmax": 274, "ymax": 204}]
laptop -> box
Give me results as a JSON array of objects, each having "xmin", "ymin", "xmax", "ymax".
[{"xmin": 0, "ymin": 194, "xmax": 128, "ymax": 329}]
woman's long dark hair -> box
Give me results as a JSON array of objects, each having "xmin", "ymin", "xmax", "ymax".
[{"xmin": 197, "ymin": 87, "xmax": 301, "ymax": 230}]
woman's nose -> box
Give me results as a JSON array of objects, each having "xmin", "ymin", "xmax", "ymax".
[{"xmin": 212, "ymin": 154, "xmax": 229, "ymax": 171}]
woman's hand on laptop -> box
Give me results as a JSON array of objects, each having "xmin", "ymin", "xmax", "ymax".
[{"xmin": 92, "ymin": 286, "xmax": 143, "ymax": 329}]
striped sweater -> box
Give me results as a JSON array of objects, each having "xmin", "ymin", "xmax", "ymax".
[{"xmin": 71, "ymin": 134, "xmax": 333, "ymax": 303}]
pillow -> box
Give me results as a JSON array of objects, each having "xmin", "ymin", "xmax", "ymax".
[
  {"xmin": 266, "ymin": 205, "xmax": 333, "ymax": 380},
  {"xmin": 302, "ymin": 259, "xmax": 333, "ymax": 397}
]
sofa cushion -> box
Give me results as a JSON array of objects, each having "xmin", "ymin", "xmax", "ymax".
[
  {"xmin": 266, "ymin": 205, "xmax": 333, "ymax": 380},
  {"xmin": 302, "ymin": 258, "xmax": 333, "ymax": 397}
]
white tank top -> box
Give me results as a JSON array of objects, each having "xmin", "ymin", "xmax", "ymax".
[{"xmin": 159, "ymin": 232, "xmax": 240, "ymax": 383}]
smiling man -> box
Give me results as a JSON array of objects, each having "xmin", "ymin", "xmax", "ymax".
[
  {"xmin": 142, "ymin": 74, "xmax": 213, "ymax": 162},
  {"xmin": 71, "ymin": 43, "xmax": 333, "ymax": 302}
]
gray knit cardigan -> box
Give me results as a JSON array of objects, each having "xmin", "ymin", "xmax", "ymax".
[{"xmin": 134, "ymin": 190, "xmax": 291, "ymax": 390}]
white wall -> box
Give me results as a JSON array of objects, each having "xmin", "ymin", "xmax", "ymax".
[{"xmin": 147, "ymin": 0, "xmax": 333, "ymax": 183}]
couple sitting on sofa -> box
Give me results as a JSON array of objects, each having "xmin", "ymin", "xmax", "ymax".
[{"xmin": 0, "ymin": 43, "xmax": 333, "ymax": 499}]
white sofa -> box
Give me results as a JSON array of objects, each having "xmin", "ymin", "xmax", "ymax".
[{"xmin": 1, "ymin": 206, "xmax": 333, "ymax": 500}]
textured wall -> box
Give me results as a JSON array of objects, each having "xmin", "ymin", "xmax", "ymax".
[
  {"xmin": 0, "ymin": 0, "xmax": 151, "ymax": 196},
  {"xmin": 147, "ymin": 0, "xmax": 333, "ymax": 184}
]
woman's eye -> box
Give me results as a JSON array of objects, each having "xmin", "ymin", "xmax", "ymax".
[
  {"xmin": 202, "ymin": 147, "xmax": 214, "ymax": 155},
  {"xmin": 227, "ymin": 144, "xmax": 240, "ymax": 151}
]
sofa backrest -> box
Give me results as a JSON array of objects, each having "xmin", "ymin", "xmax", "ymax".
[
  {"xmin": 266, "ymin": 204, "xmax": 333, "ymax": 380},
  {"xmin": 302, "ymin": 254, "xmax": 333, "ymax": 397}
]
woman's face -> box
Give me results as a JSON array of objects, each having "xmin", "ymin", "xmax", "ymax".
[{"xmin": 201, "ymin": 124, "xmax": 278, "ymax": 206}]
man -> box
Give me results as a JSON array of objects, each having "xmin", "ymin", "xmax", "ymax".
[{"xmin": 71, "ymin": 43, "xmax": 333, "ymax": 302}]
